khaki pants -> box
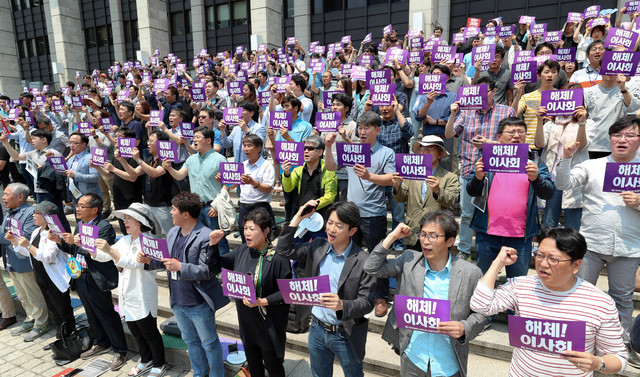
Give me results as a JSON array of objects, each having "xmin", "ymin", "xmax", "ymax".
[
  {"xmin": 0, "ymin": 274, "xmax": 16, "ymax": 318},
  {"xmin": 9, "ymin": 271, "xmax": 48, "ymax": 328},
  {"xmin": 99, "ymin": 175, "xmax": 114, "ymax": 212}
]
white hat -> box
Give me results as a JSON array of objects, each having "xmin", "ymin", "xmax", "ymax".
[
  {"xmin": 412, "ymin": 135, "xmax": 450, "ymax": 157},
  {"xmin": 112, "ymin": 203, "xmax": 162, "ymax": 237}
]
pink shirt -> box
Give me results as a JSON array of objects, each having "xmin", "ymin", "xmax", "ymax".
[{"xmin": 487, "ymin": 172, "xmax": 529, "ymax": 237}]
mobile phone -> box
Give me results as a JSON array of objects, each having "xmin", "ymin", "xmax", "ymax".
[{"xmin": 301, "ymin": 204, "xmax": 317, "ymax": 216}]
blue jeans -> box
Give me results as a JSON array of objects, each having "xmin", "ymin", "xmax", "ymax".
[
  {"xmin": 475, "ymin": 232, "xmax": 533, "ymax": 278},
  {"xmin": 458, "ymin": 176, "xmax": 474, "ymax": 255},
  {"xmin": 172, "ymin": 303, "xmax": 224, "ymax": 377},
  {"xmin": 542, "ymin": 188, "xmax": 582, "ymax": 230},
  {"xmin": 308, "ymin": 318, "xmax": 364, "ymax": 377},
  {"xmin": 385, "ymin": 185, "xmax": 405, "ymax": 249},
  {"xmin": 199, "ymin": 206, "xmax": 229, "ymax": 255}
]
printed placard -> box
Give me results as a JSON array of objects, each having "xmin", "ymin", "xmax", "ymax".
[
  {"xmin": 157, "ymin": 140, "xmax": 179, "ymax": 162},
  {"xmin": 365, "ymin": 69, "xmax": 392, "ymax": 89},
  {"xmin": 363, "ymin": 33, "xmax": 373, "ymax": 44},
  {"xmin": 79, "ymin": 223, "xmax": 99, "ymax": 255},
  {"xmin": 604, "ymin": 28, "xmax": 640, "ymax": 51},
  {"xmin": 350, "ymin": 65, "xmax": 368, "ymax": 81},
  {"xmin": 191, "ymin": 83, "xmax": 206, "ymax": 102},
  {"xmin": 286, "ymin": 36, "xmax": 297, "ymax": 45},
  {"xmin": 626, "ymin": 1, "xmax": 640, "ymax": 13},
  {"xmin": 118, "ymin": 138, "xmax": 136, "ymax": 158},
  {"xmin": 336, "ymin": 142, "xmax": 371, "ymax": 167},
  {"xmin": 322, "ymin": 90, "xmax": 345, "ymax": 108},
  {"xmin": 394, "ymin": 295, "xmax": 451, "ymax": 333},
  {"xmin": 99, "ymin": 117, "xmax": 114, "ymax": 130},
  {"xmin": 515, "ymin": 50, "xmax": 535, "ymax": 64},
  {"xmin": 511, "ymin": 61, "xmax": 538, "ymax": 85},
  {"xmin": 227, "ymin": 81, "xmax": 244, "ymax": 96},
  {"xmin": 464, "ymin": 27, "xmax": 481, "ymax": 38},
  {"xmin": 456, "ymin": 84, "xmax": 488, "ymax": 110},
  {"xmin": 498, "ymin": 25, "xmax": 516, "ymax": 38},
  {"xmin": 153, "ymin": 78, "xmax": 170, "ymax": 93},
  {"xmin": 315, "ymin": 111, "xmax": 341, "ymax": 132},
  {"xmin": 219, "ymin": 162, "xmax": 244, "ymax": 185},
  {"xmin": 408, "ymin": 51, "xmax": 424, "ymax": 65},
  {"xmin": 277, "ymin": 276, "xmax": 332, "ymax": 306},
  {"xmin": 149, "ymin": 110, "xmax": 163, "ymax": 126},
  {"xmin": 7, "ymin": 108, "xmax": 19, "ymax": 121},
  {"xmin": 179, "ymin": 122, "xmax": 195, "ymax": 139},
  {"xmin": 370, "ymin": 83, "xmax": 396, "ymax": 106},
  {"xmin": 359, "ymin": 55, "xmax": 374, "ymax": 66},
  {"xmin": 269, "ymin": 111, "xmax": 292, "ymax": 130},
  {"xmin": 556, "ymin": 48, "xmax": 577, "ymax": 63},
  {"xmin": 508, "ymin": 315, "xmax": 586, "ymax": 355},
  {"xmin": 223, "ymin": 107, "xmax": 242, "ymax": 125},
  {"xmin": 519, "ymin": 15, "xmax": 535, "ymax": 24},
  {"xmin": 78, "ymin": 122, "xmax": 92, "ymax": 137},
  {"xmin": 484, "ymin": 26, "xmax": 497, "ymax": 38},
  {"xmin": 452, "ymin": 33, "xmax": 465, "ymax": 44},
  {"xmin": 395, "ymin": 154, "xmax": 432, "ymax": 180},
  {"xmin": 91, "ymin": 147, "xmax": 108, "ymax": 167},
  {"xmin": 0, "ymin": 120, "xmax": 10, "ymax": 135},
  {"xmin": 47, "ymin": 157, "xmax": 68, "ymax": 173},
  {"xmin": 472, "ymin": 44, "xmax": 496, "ymax": 65},
  {"xmin": 418, "ymin": 74, "xmax": 447, "ymax": 95},
  {"xmin": 341, "ymin": 63, "xmax": 354, "ymax": 76},
  {"xmin": 530, "ymin": 23, "xmax": 547, "ymax": 36},
  {"xmin": 52, "ymin": 99, "xmax": 64, "ymax": 112},
  {"xmin": 275, "ymin": 141, "xmax": 304, "ymax": 165},
  {"xmin": 481, "ymin": 143, "xmax": 529, "ymax": 174},
  {"xmin": 117, "ymin": 90, "xmax": 130, "ymax": 102},
  {"xmin": 541, "ymin": 89, "xmax": 583, "ymax": 116},
  {"xmin": 603, "ymin": 163, "xmax": 640, "ymax": 193},
  {"xmin": 583, "ymin": 5, "xmax": 600, "ymax": 19},
  {"xmin": 9, "ymin": 217, "xmax": 23, "ymax": 238},
  {"xmin": 71, "ymin": 96, "xmax": 83, "ymax": 109},
  {"xmin": 467, "ymin": 17, "xmax": 481, "ymax": 28},
  {"xmin": 544, "ymin": 31, "xmax": 562, "ymax": 44},
  {"xmin": 410, "ymin": 37, "xmax": 424, "ymax": 50},
  {"xmin": 383, "ymin": 24, "xmax": 393, "ymax": 35},
  {"xmin": 600, "ymin": 51, "xmax": 640, "ymax": 76},
  {"xmin": 432, "ymin": 45, "xmax": 456, "ymax": 63},
  {"xmin": 221, "ymin": 268, "xmax": 256, "ymax": 303},
  {"xmin": 139, "ymin": 233, "xmax": 170, "ymax": 261},
  {"xmin": 384, "ymin": 48, "xmax": 409, "ymax": 66},
  {"xmin": 309, "ymin": 59, "xmax": 325, "ymax": 73},
  {"xmin": 43, "ymin": 214, "xmax": 66, "ymax": 236},
  {"xmin": 258, "ymin": 91, "xmax": 271, "ymax": 107}
]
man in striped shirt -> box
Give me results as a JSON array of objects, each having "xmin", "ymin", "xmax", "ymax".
[
  {"xmin": 471, "ymin": 228, "xmax": 628, "ymax": 376},
  {"xmin": 444, "ymin": 76, "xmax": 516, "ymax": 260}
]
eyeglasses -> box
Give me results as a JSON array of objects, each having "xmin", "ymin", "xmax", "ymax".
[
  {"xmin": 532, "ymin": 251, "xmax": 572, "ymax": 266},
  {"xmin": 611, "ymin": 133, "xmax": 640, "ymax": 141},
  {"xmin": 304, "ymin": 146, "xmax": 319, "ymax": 151},
  {"xmin": 502, "ymin": 130, "xmax": 527, "ymax": 135},
  {"xmin": 419, "ymin": 233, "xmax": 446, "ymax": 242},
  {"xmin": 198, "ymin": 115, "xmax": 209, "ymax": 119},
  {"xmin": 75, "ymin": 204, "xmax": 95, "ymax": 209}
]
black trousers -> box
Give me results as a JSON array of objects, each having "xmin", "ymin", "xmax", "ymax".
[
  {"xmin": 33, "ymin": 262, "xmax": 75, "ymax": 338},
  {"xmin": 127, "ymin": 314, "xmax": 165, "ymax": 367},
  {"xmin": 244, "ymin": 343, "xmax": 285, "ymax": 377},
  {"xmin": 75, "ymin": 272, "xmax": 128, "ymax": 354},
  {"xmin": 353, "ymin": 215, "xmax": 389, "ymax": 299}
]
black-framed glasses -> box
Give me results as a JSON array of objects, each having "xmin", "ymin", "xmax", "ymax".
[
  {"xmin": 419, "ymin": 233, "xmax": 446, "ymax": 242},
  {"xmin": 532, "ymin": 251, "xmax": 572, "ymax": 266}
]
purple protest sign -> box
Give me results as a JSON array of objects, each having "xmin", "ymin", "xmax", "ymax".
[
  {"xmin": 71, "ymin": 96, "xmax": 83, "ymax": 109},
  {"xmin": 530, "ymin": 23, "xmax": 547, "ymax": 36},
  {"xmin": 544, "ymin": 31, "xmax": 562, "ymax": 44},
  {"xmin": 603, "ymin": 163, "xmax": 640, "ymax": 192},
  {"xmin": 541, "ymin": 89, "xmax": 583, "ymax": 116},
  {"xmin": 600, "ymin": 51, "xmax": 640, "ymax": 76},
  {"xmin": 356, "ymin": 54, "xmax": 372, "ymax": 67},
  {"xmin": 258, "ymin": 91, "xmax": 271, "ymax": 107},
  {"xmin": 350, "ymin": 65, "xmax": 368, "ymax": 82},
  {"xmin": 7, "ymin": 108, "xmax": 19, "ymax": 121},
  {"xmin": 117, "ymin": 90, "xmax": 130, "ymax": 103},
  {"xmin": 464, "ymin": 27, "xmax": 481, "ymax": 38},
  {"xmin": 274, "ymin": 76, "xmax": 291, "ymax": 93},
  {"xmin": 44, "ymin": 214, "xmax": 66, "ymax": 236},
  {"xmin": 384, "ymin": 48, "xmax": 409, "ymax": 66},
  {"xmin": 452, "ymin": 33, "xmax": 465, "ymax": 44},
  {"xmin": 418, "ymin": 74, "xmax": 447, "ymax": 95},
  {"xmin": 395, "ymin": 154, "xmax": 433, "ymax": 180},
  {"xmin": 336, "ymin": 142, "xmax": 371, "ymax": 167},
  {"xmin": 191, "ymin": 83, "xmax": 206, "ymax": 102},
  {"xmin": 515, "ymin": 50, "xmax": 534, "ymax": 64},
  {"xmin": 149, "ymin": 110, "xmax": 163, "ymax": 126},
  {"xmin": 511, "ymin": 61, "xmax": 538, "ymax": 85},
  {"xmin": 223, "ymin": 107, "xmax": 242, "ymax": 125},
  {"xmin": 383, "ymin": 24, "xmax": 393, "ymax": 35},
  {"xmin": 47, "ymin": 157, "xmax": 68, "ymax": 173},
  {"xmin": 408, "ymin": 51, "xmax": 424, "ymax": 65},
  {"xmin": 277, "ymin": 276, "xmax": 332, "ymax": 306},
  {"xmin": 370, "ymin": 83, "xmax": 396, "ymax": 106},
  {"xmin": 363, "ymin": 33, "xmax": 373, "ymax": 44},
  {"xmin": 157, "ymin": 140, "xmax": 178, "ymax": 162},
  {"xmin": 457, "ymin": 84, "xmax": 488, "ymax": 110},
  {"xmin": 394, "ymin": 295, "xmax": 450, "ymax": 333},
  {"xmin": 341, "ymin": 63, "xmax": 354, "ymax": 76},
  {"xmin": 275, "ymin": 141, "xmax": 304, "ymax": 165},
  {"xmin": 309, "ymin": 58, "xmax": 325, "ymax": 73},
  {"xmin": 482, "ymin": 143, "xmax": 529, "ymax": 174},
  {"xmin": 556, "ymin": 48, "xmax": 577, "ymax": 63},
  {"xmin": 604, "ymin": 28, "xmax": 640, "ymax": 51},
  {"xmin": 508, "ymin": 315, "xmax": 586, "ymax": 354},
  {"xmin": 410, "ymin": 37, "xmax": 424, "ymax": 50},
  {"xmin": 315, "ymin": 111, "xmax": 341, "ymax": 132},
  {"xmin": 366, "ymin": 69, "xmax": 392, "ymax": 89},
  {"xmin": 322, "ymin": 90, "xmax": 344, "ymax": 108},
  {"xmin": 9, "ymin": 218, "xmax": 23, "ymax": 238},
  {"xmin": 118, "ymin": 138, "xmax": 136, "ymax": 158},
  {"xmin": 285, "ymin": 36, "xmax": 297, "ymax": 45},
  {"xmin": 91, "ymin": 147, "xmax": 108, "ymax": 167},
  {"xmin": 498, "ymin": 25, "xmax": 516, "ymax": 38},
  {"xmin": 269, "ymin": 111, "xmax": 292, "ymax": 130},
  {"xmin": 432, "ymin": 45, "xmax": 456, "ymax": 63},
  {"xmin": 484, "ymin": 26, "xmax": 497, "ymax": 38},
  {"xmin": 341, "ymin": 35, "xmax": 351, "ymax": 44},
  {"xmin": 153, "ymin": 78, "xmax": 170, "ymax": 93},
  {"xmin": 139, "ymin": 233, "xmax": 171, "ymax": 261},
  {"xmin": 221, "ymin": 268, "xmax": 256, "ymax": 303},
  {"xmin": 33, "ymin": 95, "xmax": 45, "ymax": 108},
  {"xmin": 583, "ymin": 5, "xmax": 600, "ymax": 19},
  {"xmin": 530, "ymin": 54, "xmax": 557, "ymax": 66},
  {"xmin": 79, "ymin": 223, "xmax": 99, "ymax": 255},
  {"xmin": 77, "ymin": 122, "xmax": 91, "ymax": 137},
  {"xmin": 472, "ymin": 44, "xmax": 495, "ymax": 69},
  {"xmin": 227, "ymin": 81, "xmax": 244, "ymax": 96},
  {"xmin": 52, "ymin": 99, "xmax": 64, "ymax": 112},
  {"xmin": 519, "ymin": 15, "xmax": 535, "ymax": 24},
  {"xmin": 219, "ymin": 162, "xmax": 244, "ymax": 185},
  {"xmin": 626, "ymin": 0, "xmax": 640, "ymax": 13},
  {"xmin": 180, "ymin": 122, "xmax": 195, "ymax": 139}
]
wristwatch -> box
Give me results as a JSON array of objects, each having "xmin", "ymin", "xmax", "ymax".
[{"xmin": 599, "ymin": 357, "xmax": 606, "ymax": 372}]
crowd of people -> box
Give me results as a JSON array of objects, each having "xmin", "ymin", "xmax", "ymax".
[{"xmin": 0, "ymin": 3, "xmax": 640, "ymax": 377}]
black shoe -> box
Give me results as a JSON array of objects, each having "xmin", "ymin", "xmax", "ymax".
[
  {"xmin": 43, "ymin": 343, "xmax": 52, "ymax": 351},
  {"xmin": 626, "ymin": 343, "xmax": 640, "ymax": 369}
]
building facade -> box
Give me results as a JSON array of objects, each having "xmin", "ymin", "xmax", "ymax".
[{"xmin": 0, "ymin": 0, "xmax": 620, "ymax": 98}]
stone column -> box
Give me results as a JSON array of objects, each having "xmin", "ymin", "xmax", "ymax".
[
  {"xmin": 137, "ymin": 0, "xmax": 170, "ymax": 57},
  {"xmin": 409, "ymin": 0, "xmax": 450, "ymax": 41},
  {"xmin": 250, "ymin": 0, "xmax": 283, "ymax": 49},
  {"xmin": 108, "ymin": 0, "xmax": 127, "ymax": 62},
  {"xmin": 48, "ymin": 0, "xmax": 88, "ymax": 90},
  {"xmin": 191, "ymin": 0, "xmax": 206, "ymax": 53},
  {"xmin": 294, "ymin": 1, "xmax": 311, "ymax": 49},
  {"xmin": 0, "ymin": 0, "xmax": 22, "ymax": 97}
]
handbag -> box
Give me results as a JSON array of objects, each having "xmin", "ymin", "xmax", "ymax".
[{"xmin": 50, "ymin": 322, "xmax": 93, "ymax": 366}]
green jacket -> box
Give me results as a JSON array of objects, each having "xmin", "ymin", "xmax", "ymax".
[{"xmin": 282, "ymin": 160, "xmax": 337, "ymax": 212}]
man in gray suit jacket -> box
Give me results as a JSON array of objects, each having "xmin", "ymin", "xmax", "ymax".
[
  {"xmin": 364, "ymin": 210, "xmax": 487, "ymax": 377},
  {"xmin": 276, "ymin": 200, "xmax": 375, "ymax": 377}
]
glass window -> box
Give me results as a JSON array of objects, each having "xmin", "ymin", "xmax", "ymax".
[
  {"xmin": 85, "ymin": 27, "xmax": 97, "ymax": 48},
  {"xmin": 36, "ymin": 36, "xmax": 47, "ymax": 55},
  {"xmin": 31, "ymin": 0, "xmax": 40, "ymax": 6},
  {"xmin": 368, "ymin": 0, "xmax": 386, "ymax": 4},
  {"xmin": 123, "ymin": 20, "xmax": 131, "ymax": 41},
  {"xmin": 20, "ymin": 0, "xmax": 29, "ymax": 9},
  {"xmin": 285, "ymin": 0, "xmax": 294, "ymax": 18},
  {"xmin": 347, "ymin": 0, "xmax": 365, "ymax": 8},
  {"xmin": 96, "ymin": 25, "xmax": 109, "ymax": 47},
  {"xmin": 11, "ymin": 0, "xmax": 21, "ymax": 11},
  {"xmin": 131, "ymin": 19, "xmax": 139, "ymax": 42},
  {"xmin": 170, "ymin": 11, "xmax": 185, "ymax": 36},
  {"xmin": 18, "ymin": 40, "xmax": 27, "ymax": 59},
  {"xmin": 27, "ymin": 38, "xmax": 35, "ymax": 57},
  {"xmin": 216, "ymin": 4, "xmax": 230, "ymax": 29},
  {"xmin": 185, "ymin": 10, "xmax": 191, "ymax": 33},
  {"xmin": 312, "ymin": 0, "xmax": 322, "ymax": 14},
  {"xmin": 233, "ymin": 1, "xmax": 247, "ymax": 26},
  {"xmin": 206, "ymin": 6, "xmax": 215, "ymax": 30},
  {"xmin": 324, "ymin": 0, "xmax": 342, "ymax": 12}
]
